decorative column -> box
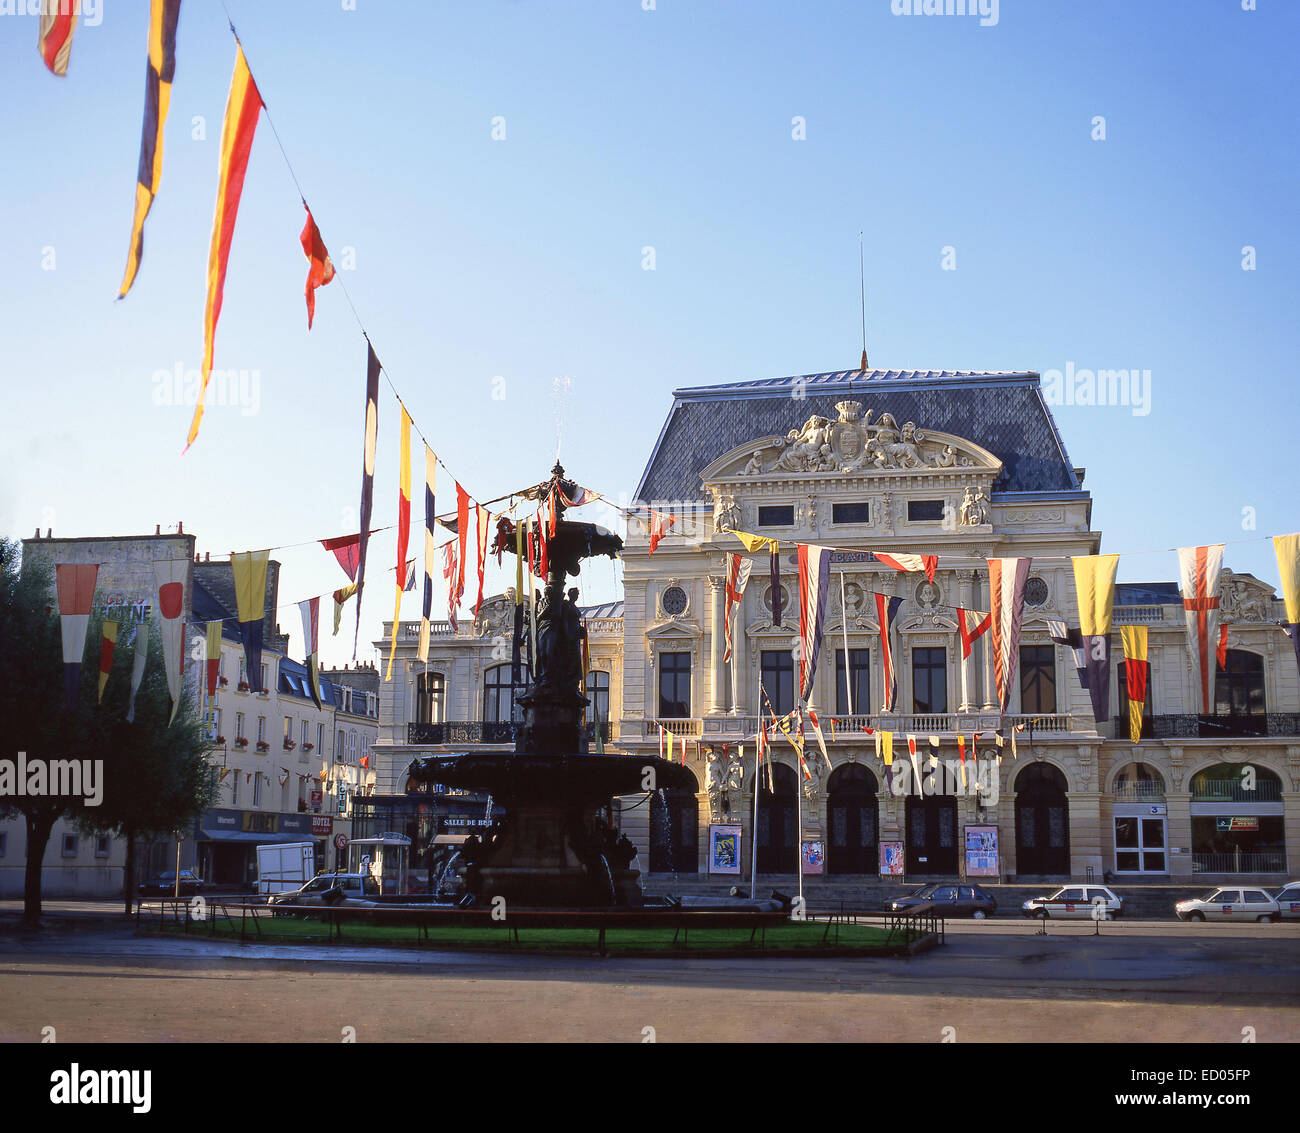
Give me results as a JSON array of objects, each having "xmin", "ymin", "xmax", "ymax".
[{"xmin": 707, "ymin": 574, "xmax": 726, "ymax": 715}]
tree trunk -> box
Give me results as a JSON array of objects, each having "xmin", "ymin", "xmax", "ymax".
[
  {"xmin": 122, "ymin": 824, "xmax": 136, "ymax": 916},
  {"xmin": 22, "ymin": 807, "xmax": 57, "ymax": 927}
]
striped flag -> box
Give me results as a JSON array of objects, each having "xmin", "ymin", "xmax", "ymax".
[
  {"xmin": 987, "ymin": 557, "xmax": 1032, "ymax": 713},
  {"xmin": 152, "ymin": 557, "xmax": 187, "ymax": 723},
  {"xmin": 1073, "ymin": 554, "xmax": 1119, "ymax": 723},
  {"xmin": 1047, "ymin": 619, "xmax": 1090, "ymax": 692},
  {"xmin": 185, "ymin": 44, "xmax": 263, "ymax": 451},
  {"xmin": 874, "ymin": 594, "xmax": 904, "ymax": 711},
  {"xmin": 38, "ymin": 0, "xmax": 79, "ymax": 76},
  {"xmin": 796, "ymin": 543, "xmax": 833, "ymax": 702},
  {"xmin": 118, "ymin": 0, "xmax": 181, "ymax": 297},
  {"xmin": 806, "ymin": 707, "xmax": 830, "ymax": 771},
  {"xmin": 473, "ymin": 505, "xmax": 491, "ymax": 618},
  {"xmin": 386, "ymin": 406, "xmax": 412, "ymax": 681},
  {"xmin": 722, "ymin": 553, "xmax": 753, "ymax": 664},
  {"xmin": 1176, "ymin": 544, "xmax": 1225, "ymax": 714},
  {"xmin": 299, "ymin": 599, "xmax": 322, "ymax": 710},
  {"xmin": 56, "ymin": 563, "xmax": 99, "ymax": 712},
  {"xmin": 647, "ymin": 509, "xmax": 675, "ymax": 556},
  {"xmin": 232, "ymin": 551, "xmax": 269, "ymax": 693},
  {"xmin": 418, "ymin": 444, "xmax": 437, "ymax": 662},
  {"xmin": 204, "ymin": 619, "xmax": 222, "ymax": 701},
  {"xmin": 1120, "ymin": 625, "xmax": 1149, "ymax": 743},
  {"xmin": 455, "ymin": 484, "xmax": 470, "ymax": 605},
  {"xmin": 355, "ymin": 344, "xmax": 381, "ymax": 655},
  {"xmin": 1275, "ymin": 534, "xmax": 1300, "ymax": 679},
  {"xmin": 442, "ymin": 541, "xmax": 459, "ymax": 632},
  {"xmin": 957, "ymin": 607, "xmax": 991, "ymax": 659},
  {"xmin": 332, "ymin": 582, "xmax": 358, "ymax": 637},
  {"xmin": 873, "ymin": 551, "xmax": 937, "ymax": 584},
  {"xmin": 98, "ymin": 621, "xmax": 119, "ymax": 705}
]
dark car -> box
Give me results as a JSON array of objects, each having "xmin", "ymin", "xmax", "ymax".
[
  {"xmin": 888, "ymin": 883, "xmax": 997, "ymax": 919},
  {"xmin": 140, "ymin": 869, "xmax": 206, "ymax": 898}
]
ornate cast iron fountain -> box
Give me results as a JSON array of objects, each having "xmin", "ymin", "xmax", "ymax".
[{"xmin": 405, "ymin": 463, "xmax": 695, "ymax": 907}]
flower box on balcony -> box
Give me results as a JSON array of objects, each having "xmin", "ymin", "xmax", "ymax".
[
  {"xmin": 219, "ymin": 676, "xmax": 230, "ymax": 687},
  {"xmin": 237, "ymin": 681, "xmax": 250, "ymax": 692},
  {"xmin": 214, "ymin": 736, "xmax": 226, "ymax": 745},
  {"xmin": 234, "ymin": 737, "xmax": 249, "ymax": 748},
  {"xmin": 303, "ymin": 742, "xmax": 314, "ymax": 751},
  {"xmin": 283, "ymin": 739, "xmax": 296, "ymax": 751},
  {"xmin": 255, "ymin": 741, "xmax": 270, "ymax": 753}
]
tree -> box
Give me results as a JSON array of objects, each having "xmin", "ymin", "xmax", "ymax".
[{"xmin": 0, "ymin": 539, "xmax": 215, "ymax": 925}]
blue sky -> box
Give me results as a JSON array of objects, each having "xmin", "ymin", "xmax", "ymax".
[{"xmin": 2, "ymin": 0, "xmax": 1296, "ymax": 668}]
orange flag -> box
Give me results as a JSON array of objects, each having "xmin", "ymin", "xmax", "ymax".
[
  {"xmin": 300, "ymin": 205, "xmax": 335, "ymax": 329},
  {"xmin": 186, "ymin": 45, "xmax": 263, "ymax": 451}
]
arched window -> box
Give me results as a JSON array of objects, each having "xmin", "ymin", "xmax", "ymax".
[
  {"xmin": 584, "ymin": 670, "xmax": 610, "ymax": 726},
  {"xmin": 1215, "ymin": 650, "xmax": 1265, "ymax": 718},
  {"xmin": 484, "ymin": 663, "xmax": 528, "ymax": 724},
  {"xmin": 416, "ymin": 672, "xmax": 445, "ymax": 724}
]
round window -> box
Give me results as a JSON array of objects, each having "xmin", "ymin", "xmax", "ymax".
[
  {"xmin": 661, "ymin": 585, "xmax": 688, "ymax": 616},
  {"xmin": 1024, "ymin": 577, "xmax": 1049, "ymax": 607}
]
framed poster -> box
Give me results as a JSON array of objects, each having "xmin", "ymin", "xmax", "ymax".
[
  {"xmin": 879, "ymin": 841, "xmax": 904, "ymax": 876},
  {"xmin": 708, "ymin": 825, "xmax": 742, "ymax": 874},
  {"xmin": 964, "ymin": 825, "xmax": 999, "ymax": 877},
  {"xmin": 801, "ymin": 841, "xmax": 825, "ymax": 875}
]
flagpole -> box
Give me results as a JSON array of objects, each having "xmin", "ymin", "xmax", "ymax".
[
  {"xmin": 795, "ymin": 752, "xmax": 804, "ymax": 908},
  {"xmin": 840, "ymin": 570, "xmax": 852, "ymax": 716},
  {"xmin": 750, "ymin": 728, "xmax": 761, "ymax": 900}
]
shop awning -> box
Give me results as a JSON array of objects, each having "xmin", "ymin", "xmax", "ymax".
[{"xmin": 196, "ymin": 829, "xmax": 313, "ymax": 844}]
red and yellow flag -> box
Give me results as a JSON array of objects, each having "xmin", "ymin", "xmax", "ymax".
[
  {"xmin": 386, "ymin": 406, "xmax": 412, "ymax": 681},
  {"xmin": 38, "ymin": 1, "xmax": 79, "ymax": 76},
  {"xmin": 1120, "ymin": 625, "xmax": 1149, "ymax": 744},
  {"xmin": 98, "ymin": 621, "xmax": 119, "ymax": 705},
  {"xmin": 186, "ymin": 44, "xmax": 263, "ymax": 451}
]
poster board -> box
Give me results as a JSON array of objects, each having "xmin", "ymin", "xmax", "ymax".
[
  {"xmin": 801, "ymin": 841, "xmax": 825, "ymax": 875},
  {"xmin": 879, "ymin": 841, "xmax": 904, "ymax": 876},
  {"xmin": 708, "ymin": 825, "xmax": 741, "ymax": 874},
  {"xmin": 964, "ymin": 825, "xmax": 999, "ymax": 877}
]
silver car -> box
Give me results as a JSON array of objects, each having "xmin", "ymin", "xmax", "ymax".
[
  {"xmin": 1274, "ymin": 882, "xmax": 1300, "ymax": 921},
  {"xmin": 1175, "ymin": 887, "xmax": 1280, "ymax": 923},
  {"xmin": 1022, "ymin": 885, "xmax": 1122, "ymax": 920}
]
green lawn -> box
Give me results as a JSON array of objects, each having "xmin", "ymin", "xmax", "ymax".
[{"xmin": 146, "ymin": 912, "xmax": 902, "ymax": 954}]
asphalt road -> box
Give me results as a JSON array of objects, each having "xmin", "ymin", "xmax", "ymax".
[{"xmin": 1, "ymin": 921, "xmax": 1296, "ymax": 1043}]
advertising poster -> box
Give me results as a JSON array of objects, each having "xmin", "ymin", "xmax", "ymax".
[
  {"xmin": 964, "ymin": 825, "xmax": 999, "ymax": 877},
  {"xmin": 801, "ymin": 840, "xmax": 825, "ymax": 875},
  {"xmin": 879, "ymin": 841, "xmax": 904, "ymax": 876},
  {"xmin": 708, "ymin": 825, "xmax": 742, "ymax": 874}
]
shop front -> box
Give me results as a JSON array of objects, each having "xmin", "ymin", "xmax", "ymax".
[{"xmin": 193, "ymin": 809, "xmax": 315, "ymax": 890}]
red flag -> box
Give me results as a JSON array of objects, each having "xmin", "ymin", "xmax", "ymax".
[
  {"xmin": 474, "ymin": 505, "xmax": 491, "ymax": 617},
  {"xmin": 321, "ymin": 533, "xmax": 361, "ymax": 581},
  {"xmin": 874, "ymin": 551, "xmax": 937, "ymax": 584},
  {"xmin": 647, "ymin": 509, "xmax": 674, "ymax": 555},
  {"xmin": 1217, "ymin": 623, "xmax": 1230, "ymax": 668},
  {"xmin": 300, "ymin": 205, "xmax": 335, "ymax": 329},
  {"xmin": 442, "ymin": 541, "xmax": 459, "ymax": 632},
  {"xmin": 455, "ymin": 484, "xmax": 470, "ymax": 606},
  {"xmin": 38, "ymin": 3, "xmax": 79, "ymax": 76}
]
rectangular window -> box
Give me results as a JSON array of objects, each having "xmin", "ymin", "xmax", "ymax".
[
  {"xmin": 1019, "ymin": 645, "xmax": 1057, "ymax": 714},
  {"xmin": 95, "ymin": 835, "xmax": 111, "ymax": 859},
  {"xmin": 236, "ymin": 712, "xmax": 245, "ymax": 741},
  {"xmin": 831, "ymin": 502, "xmax": 870, "ymax": 524},
  {"xmin": 760, "ymin": 650, "xmax": 795, "ymax": 716},
  {"xmin": 318, "ymin": 724, "xmax": 325, "ymax": 754},
  {"xmin": 261, "ymin": 664, "xmax": 268, "ymax": 692},
  {"xmin": 62, "ymin": 834, "xmax": 78, "ymax": 858},
  {"xmin": 658, "ymin": 652, "xmax": 692, "ymax": 718},
  {"xmin": 907, "ymin": 499, "xmax": 945, "ymax": 522},
  {"xmin": 302, "ymin": 720, "xmax": 310, "ymax": 748},
  {"xmin": 257, "ymin": 716, "xmax": 266, "ymax": 743},
  {"xmin": 757, "ymin": 505, "xmax": 794, "ymax": 527},
  {"xmin": 232, "ymin": 771, "xmax": 239, "ymax": 806},
  {"xmin": 912, "ymin": 647, "xmax": 948, "ymax": 714},
  {"xmin": 253, "ymin": 772, "xmax": 262, "ymax": 808},
  {"xmin": 834, "ymin": 648, "xmax": 871, "ymax": 715},
  {"xmin": 0, "ymin": 831, "xmax": 6, "ymax": 857}
]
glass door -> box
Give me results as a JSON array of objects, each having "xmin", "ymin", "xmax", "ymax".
[{"xmin": 1115, "ymin": 816, "xmax": 1166, "ymax": 873}]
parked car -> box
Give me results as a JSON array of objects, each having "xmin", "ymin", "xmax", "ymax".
[
  {"xmin": 888, "ymin": 883, "xmax": 997, "ymax": 919},
  {"xmin": 139, "ymin": 870, "xmax": 206, "ymax": 898},
  {"xmin": 266, "ymin": 872, "xmax": 381, "ymax": 908},
  {"xmin": 1273, "ymin": 881, "xmax": 1300, "ymax": 920},
  {"xmin": 1022, "ymin": 885, "xmax": 1122, "ymax": 920},
  {"xmin": 1175, "ymin": 887, "xmax": 1280, "ymax": 922}
]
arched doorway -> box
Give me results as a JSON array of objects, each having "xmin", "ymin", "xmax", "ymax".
[
  {"xmin": 757, "ymin": 763, "xmax": 798, "ymax": 873},
  {"xmin": 904, "ymin": 794, "xmax": 957, "ymax": 874},
  {"xmin": 649, "ymin": 770, "xmax": 699, "ymax": 874},
  {"xmin": 827, "ymin": 764, "xmax": 877, "ymax": 874},
  {"xmin": 1015, "ymin": 763, "xmax": 1070, "ymax": 876}
]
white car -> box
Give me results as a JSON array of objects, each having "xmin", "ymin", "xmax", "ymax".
[
  {"xmin": 1022, "ymin": 885, "xmax": 1122, "ymax": 920},
  {"xmin": 1274, "ymin": 881, "xmax": 1300, "ymax": 921},
  {"xmin": 1175, "ymin": 887, "xmax": 1280, "ymax": 923}
]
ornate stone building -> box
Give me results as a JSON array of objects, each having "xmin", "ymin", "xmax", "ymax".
[{"xmin": 374, "ymin": 368, "xmax": 1300, "ymax": 885}]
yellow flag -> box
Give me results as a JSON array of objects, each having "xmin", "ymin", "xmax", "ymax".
[
  {"xmin": 1120, "ymin": 625, "xmax": 1148, "ymax": 744},
  {"xmin": 1073, "ymin": 553, "xmax": 1119, "ymax": 636},
  {"xmin": 731, "ymin": 529, "xmax": 778, "ymax": 555},
  {"xmin": 881, "ymin": 730, "xmax": 894, "ymax": 766},
  {"xmin": 1274, "ymin": 533, "xmax": 1300, "ymax": 623}
]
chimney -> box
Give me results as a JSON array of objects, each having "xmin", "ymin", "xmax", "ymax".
[
  {"xmin": 178, "ymin": 521, "xmax": 183, "ymax": 534},
  {"xmin": 156, "ymin": 525, "xmax": 161, "ymax": 535},
  {"xmin": 46, "ymin": 528, "xmax": 51, "ymax": 538},
  {"xmin": 205, "ymin": 551, "xmax": 211, "ymax": 562},
  {"xmin": 33, "ymin": 528, "xmax": 40, "ymax": 539}
]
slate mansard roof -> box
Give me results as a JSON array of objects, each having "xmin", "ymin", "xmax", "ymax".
[{"xmin": 635, "ymin": 369, "xmax": 1084, "ymax": 502}]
